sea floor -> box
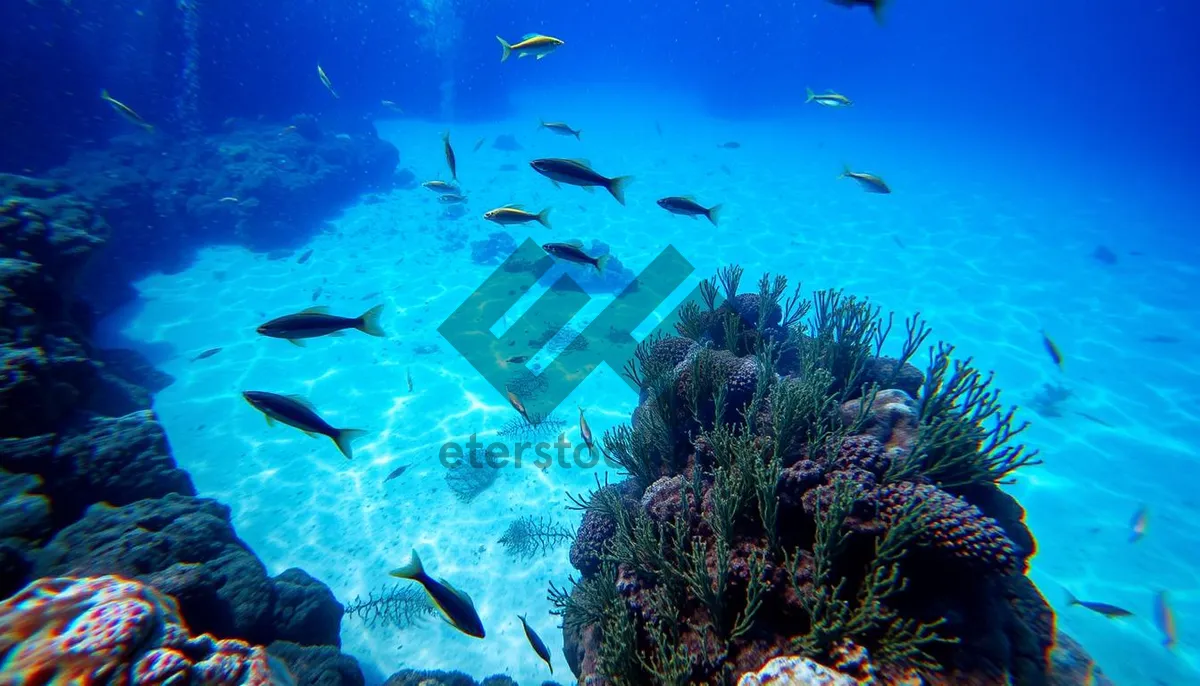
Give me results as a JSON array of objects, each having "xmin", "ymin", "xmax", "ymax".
[{"xmin": 113, "ymin": 99, "xmax": 1200, "ymax": 685}]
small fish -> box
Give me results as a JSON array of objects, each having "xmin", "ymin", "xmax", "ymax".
[
  {"xmin": 311, "ymin": 286, "xmax": 323, "ymax": 302},
  {"xmin": 218, "ymin": 196, "xmax": 239, "ymax": 203},
  {"xmin": 297, "ymin": 249, "xmax": 313, "ymax": 264},
  {"xmin": 530, "ymin": 158, "xmax": 634, "ymax": 205},
  {"xmin": 390, "ymin": 550, "xmax": 486, "ymax": 638},
  {"xmin": 438, "ymin": 194, "xmax": 469, "ymax": 204},
  {"xmin": 497, "ymin": 33, "xmax": 564, "ymax": 62},
  {"xmin": 257, "ymin": 305, "xmax": 385, "ymax": 345},
  {"xmin": 839, "ymin": 165, "xmax": 891, "ymax": 193},
  {"xmin": 190, "ymin": 347, "xmax": 222, "ymax": 362},
  {"xmin": 422, "ymin": 180, "xmax": 459, "ymax": 194},
  {"xmin": 1141, "ymin": 334, "xmax": 1180, "ymax": 344},
  {"xmin": 406, "ymin": 368, "xmax": 414, "ymax": 393},
  {"xmin": 720, "ymin": 164, "xmax": 732, "ymax": 175},
  {"xmin": 1074, "ymin": 411, "xmax": 1113, "ymax": 428},
  {"xmin": 381, "ymin": 99, "xmax": 404, "ymax": 113},
  {"xmin": 657, "ymin": 196, "xmax": 723, "ymax": 226},
  {"xmin": 279, "ymin": 125, "xmax": 298, "ymax": 136},
  {"xmin": 718, "ymin": 141, "xmax": 741, "ymax": 149},
  {"xmin": 484, "ymin": 204, "xmax": 552, "ymax": 228},
  {"xmin": 827, "ymin": 0, "xmax": 889, "ymax": 24},
  {"xmin": 383, "ymin": 464, "xmax": 410, "ymax": 483},
  {"xmin": 100, "ymin": 89, "xmax": 153, "ymax": 131},
  {"xmin": 242, "ymin": 391, "xmax": 366, "ymax": 459},
  {"xmin": 1154, "ymin": 591, "xmax": 1176, "ymax": 649},
  {"xmin": 1065, "ymin": 589, "xmax": 1133, "ymax": 618},
  {"xmin": 1092, "ymin": 245, "xmax": 1118, "ymax": 265},
  {"xmin": 317, "ymin": 64, "xmax": 339, "ymax": 98},
  {"xmin": 539, "ymin": 120, "xmax": 581, "ymax": 140},
  {"xmin": 579, "ymin": 406, "xmax": 594, "ymax": 454},
  {"xmin": 507, "ymin": 389, "xmax": 530, "ymax": 421},
  {"xmin": 892, "ymin": 235, "xmax": 907, "ymax": 249},
  {"xmin": 506, "ymin": 355, "xmax": 529, "ymax": 364},
  {"xmin": 543, "ymin": 241, "xmax": 610, "ymax": 273},
  {"xmin": 360, "ymin": 291, "xmax": 381, "ymax": 301},
  {"xmin": 473, "ymin": 137, "xmax": 485, "ymax": 152},
  {"xmin": 1129, "ymin": 505, "xmax": 1148, "ymax": 543},
  {"xmin": 1040, "ymin": 330, "xmax": 1063, "ymax": 371},
  {"xmin": 805, "ymin": 87, "xmax": 853, "ymax": 107},
  {"xmin": 442, "ymin": 131, "xmax": 457, "ymax": 181},
  {"xmin": 518, "ymin": 614, "xmax": 553, "ymax": 674}
]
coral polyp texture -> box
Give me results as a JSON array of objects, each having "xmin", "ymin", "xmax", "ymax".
[
  {"xmin": 551, "ymin": 266, "xmax": 1091, "ymax": 685},
  {"xmin": 0, "ymin": 575, "xmax": 294, "ymax": 685}
]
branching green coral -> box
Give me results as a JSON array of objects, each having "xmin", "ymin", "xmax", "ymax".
[
  {"xmin": 886, "ymin": 343, "xmax": 1042, "ymax": 487},
  {"xmin": 602, "ymin": 421, "xmax": 671, "ymax": 489},
  {"xmin": 789, "ymin": 479, "xmax": 956, "ymax": 669},
  {"xmin": 638, "ymin": 588, "xmax": 694, "ymax": 685},
  {"xmin": 597, "ymin": 597, "xmax": 641, "ymax": 685},
  {"xmin": 548, "ymin": 563, "xmax": 620, "ymax": 632}
]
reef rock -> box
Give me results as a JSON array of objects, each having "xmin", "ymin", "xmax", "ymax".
[
  {"xmin": 45, "ymin": 124, "xmax": 398, "ymax": 314},
  {"xmin": 269, "ymin": 641, "xmax": 365, "ymax": 686},
  {"xmin": 35, "ymin": 493, "xmax": 345, "ymax": 650},
  {"xmin": 736, "ymin": 655, "xmax": 858, "ymax": 686}
]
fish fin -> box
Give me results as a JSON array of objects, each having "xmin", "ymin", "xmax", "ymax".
[
  {"xmin": 264, "ymin": 414, "xmax": 276, "ymax": 427},
  {"xmin": 805, "ymin": 86, "xmax": 815, "ymax": 103},
  {"xmin": 680, "ymin": 194, "xmax": 696, "ymax": 201},
  {"xmin": 1064, "ymin": 587, "xmax": 1080, "ymax": 607},
  {"xmin": 549, "ymin": 179, "xmax": 561, "ymax": 189},
  {"xmin": 519, "ymin": 52, "xmax": 531, "ymax": 58},
  {"xmin": 688, "ymin": 214, "xmax": 698, "ymax": 220},
  {"xmin": 287, "ymin": 338, "xmax": 307, "ymax": 347},
  {"xmin": 567, "ymin": 158, "xmax": 592, "ymax": 168},
  {"xmin": 707, "ymin": 204, "xmax": 723, "ymax": 227},
  {"xmin": 390, "ymin": 549, "xmax": 425, "ymax": 579},
  {"xmin": 574, "ymin": 129, "xmax": 581, "ymax": 140},
  {"xmin": 100, "ymin": 88, "xmax": 111, "ymax": 101},
  {"xmin": 536, "ymin": 207, "xmax": 552, "ymax": 229},
  {"xmin": 522, "ymin": 32, "xmax": 539, "ymax": 39},
  {"xmin": 327, "ymin": 331, "xmax": 345, "ymax": 337},
  {"xmin": 301, "ymin": 305, "xmax": 331, "ymax": 314},
  {"xmin": 333, "ymin": 428, "xmax": 368, "ymax": 460},
  {"xmin": 607, "ymin": 175, "xmax": 634, "ymax": 206},
  {"xmin": 839, "ymin": 162, "xmax": 852, "ymax": 179},
  {"xmin": 442, "ymin": 130, "xmax": 450, "ymax": 143},
  {"xmin": 537, "ymin": 119, "xmax": 546, "ymax": 129},
  {"xmin": 442, "ymin": 580, "xmax": 478, "ymax": 609},
  {"xmin": 496, "ymin": 36, "xmax": 512, "ymax": 62},
  {"xmin": 565, "ymin": 239, "xmax": 585, "ymax": 248},
  {"xmin": 303, "ymin": 431, "xmax": 320, "ymax": 438},
  {"xmin": 580, "ymin": 185, "xmax": 595, "ymax": 193},
  {"xmin": 536, "ymin": 53, "xmax": 548, "ymax": 59},
  {"xmin": 285, "ymin": 394, "xmax": 319, "ymax": 412},
  {"xmin": 357, "ymin": 304, "xmax": 386, "ymax": 337},
  {"xmin": 502, "ymin": 203, "xmax": 524, "ymax": 209},
  {"xmin": 595, "ymin": 254, "xmax": 611, "ymax": 274},
  {"xmin": 518, "ymin": 613, "xmax": 527, "ymax": 623}
]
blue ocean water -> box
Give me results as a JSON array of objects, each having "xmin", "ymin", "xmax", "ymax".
[{"xmin": 2, "ymin": 0, "xmax": 1199, "ymax": 684}]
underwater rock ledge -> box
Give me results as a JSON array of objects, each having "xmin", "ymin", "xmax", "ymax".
[{"xmin": 552, "ymin": 266, "xmax": 1112, "ymax": 686}]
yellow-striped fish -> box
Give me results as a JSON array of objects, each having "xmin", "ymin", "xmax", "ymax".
[
  {"xmin": 317, "ymin": 64, "xmax": 339, "ymax": 98},
  {"xmin": 805, "ymin": 87, "xmax": 853, "ymax": 107},
  {"xmin": 100, "ymin": 89, "xmax": 153, "ymax": 131},
  {"xmin": 484, "ymin": 204, "xmax": 551, "ymax": 228},
  {"xmin": 839, "ymin": 165, "xmax": 891, "ymax": 194},
  {"xmin": 497, "ymin": 34, "xmax": 564, "ymax": 62}
]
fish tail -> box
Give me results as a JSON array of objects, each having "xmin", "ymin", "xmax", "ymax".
[
  {"xmin": 706, "ymin": 203, "xmax": 723, "ymax": 227},
  {"xmin": 390, "ymin": 549, "xmax": 425, "ymax": 580},
  {"xmin": 606, "ymin": 175, "xmax": 634, "ymax": 206},
  {"xmin": 442, "ymin": 130, "xmax": 450, "ymax": 143},
  {"xmin": 356, "ymin": 304, "xmax": 386, "ymax": 337},
  {"xmin": 805, "ymin": 87, "xmax": 815, "ymax": 103},
  {"xmin": 332, "ymin": 428, "xmax": 368, "ymax": 460},
  {"xmin": 595, "ymin": 254, "xmax": 611, "ymax": 274},
  {"xmin": 872, "ymin": 0, "xmax": 889, "ymax": 25},
  {"xmin": 574, "ymin": 129, "xmax": 581, "ymax": 140},
  {"xmin": 537, "ymin": 207, "xmax": 553, "ymax": 229},
  {"xmin": 100, "ymin": 88, "xmax": 111, "ymax": 102},
  {"xmin": 1064, "ymin": 588, "xmax": 1080, "ymax": 607},
  {"xmin": 497, "ymin": 36, "xmax": 512, "ymax": 62},
  {"xmin": 839, "ymin": 162, "xmax": 852, "ymax": 179}
]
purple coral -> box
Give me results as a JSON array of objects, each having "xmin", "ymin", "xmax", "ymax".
[
  {"xmin": 831, "ymin": 435, "xmax": 890, "ymax": 477},
  {"xmin": 879, "ymin": 482, "xmax": 1020, "ymax": 574}
]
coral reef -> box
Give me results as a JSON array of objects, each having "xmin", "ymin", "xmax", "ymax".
[
  {"xmin": 35, "ymin": 493, "xmax": 343, "ymax": 649},
  {"xmin": 42, "ymin": 121, "xmax": 397, "ymax": 314},
  {"xmin": 445, "ymin": 463, "xmax": 501, "ymax": 503},
  {"xmin": 549, "ymin": 266, "xmax": 1099, "ymax": 685},
  {"xmin": 0, "ymin": 575, "xmax": 293, "ymax": 685}
]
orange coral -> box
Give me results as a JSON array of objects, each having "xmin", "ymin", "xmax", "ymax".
[{"xmin": 0, "ymin": 575, "xmax": 293, "ymax": 685}]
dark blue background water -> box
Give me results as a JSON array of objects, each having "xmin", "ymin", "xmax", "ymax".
[{"xmin": 4, "ymin": 0, "xmax": 1197, "ymax": 178}]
